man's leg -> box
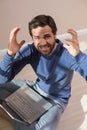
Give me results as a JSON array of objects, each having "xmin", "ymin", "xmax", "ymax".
[
  {"xmin": 25, "ymin": 80, "xmax": 68, "ymax": 130},
  {"xmin": 0, "ymin": 80, "xmax": 31, "ymax": 130},
  {"xmin": 0, "ymin": 80, "xmax": 67, "ymax": 130},
  {"xmin": 35, "ymin": 102, "xmax": 67, "ymax": 130},
  {"xmin": 11, "ymin": 80, "xmax": 67, "ymax": 130},
  {"xmin": 12, "ymin": 102, "xmax": 67, "ymax": 130}
]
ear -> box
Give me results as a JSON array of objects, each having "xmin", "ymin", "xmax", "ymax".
[{"xmin": 54, "ymin": 33, "xmax": 57, "ymax": 39}]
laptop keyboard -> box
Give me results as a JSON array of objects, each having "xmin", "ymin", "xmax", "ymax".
[{"xmin": 6, "ymin": 91, "xmax": 45, "ymax": 123}]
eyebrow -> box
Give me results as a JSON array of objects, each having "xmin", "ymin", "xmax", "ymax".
[{"xmin": 33, "ymin": 33, "xmax": 51, "ymax": 37}]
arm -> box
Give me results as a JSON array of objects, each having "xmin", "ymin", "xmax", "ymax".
[
  {"xmin": 0, "ymin": 27, "xmax": 25, "ymax": 84},
  {"xmin": 72, "ymin": 51, "xmax": 87, "ymax": 80},
  {"xmin": 63, "ymin": 29, "xmax": 87, "ymax": 80}
]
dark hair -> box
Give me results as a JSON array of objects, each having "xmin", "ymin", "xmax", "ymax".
[{"xmin": 28, "ymin": 14, "xmax": 57, "ymax": 36}]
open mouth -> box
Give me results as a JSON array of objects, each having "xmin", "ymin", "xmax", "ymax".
[{"xmin": 39, "ymin": 44, "xmax": 50, "ymax": 52}]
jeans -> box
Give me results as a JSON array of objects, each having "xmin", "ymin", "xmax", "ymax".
[{"xmin": 0, "ymin": 80, "xmax": 67, "ymax": 130}]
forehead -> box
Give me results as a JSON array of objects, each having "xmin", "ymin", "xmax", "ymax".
[{"xmin": 32, "ymin": 25, "xmax": 52, "ymax": 36}]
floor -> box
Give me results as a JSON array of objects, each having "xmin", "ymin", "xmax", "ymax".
[
  {"xmin": 0, "ymin": 50, "xmax": 87, "ymax": 130},
  {"xmin": 0, "ymin": 117, "xmax": 14, "ymax": 130}
]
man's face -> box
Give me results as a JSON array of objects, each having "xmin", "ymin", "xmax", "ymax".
[{"xmin": 32, "ymin": 25, "xmax": 56, "ymax": 56}]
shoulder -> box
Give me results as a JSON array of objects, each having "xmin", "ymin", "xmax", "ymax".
[{"xmin": 15, "ymin": 41, "xmax": 37, "ymax": 58}]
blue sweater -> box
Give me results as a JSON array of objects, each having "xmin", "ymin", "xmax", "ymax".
[{"xmin": 0, "ymin": 40, "xmax": 87, "ymax": 103}]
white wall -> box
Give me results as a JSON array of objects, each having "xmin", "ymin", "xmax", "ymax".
[{"xmin": 0, "ymin": 0, "xmax": 87, "ymax": 49}]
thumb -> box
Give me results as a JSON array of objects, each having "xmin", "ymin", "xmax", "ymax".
[
  {"xmin": 63, "ymin": 43, "xmax": 70, "ymax": 50},
  {"xmin": 19, "ymin": 40, "xmax": 25, "ymax": 48}
]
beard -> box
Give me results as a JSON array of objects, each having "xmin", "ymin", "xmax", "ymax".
[{"xmin": 37, "ymin": 41, "xmax": 56, "ymax": 56}]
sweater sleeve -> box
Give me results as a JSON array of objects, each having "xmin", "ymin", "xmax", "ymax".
[
  {"xmin": 0, "ymin": 43, "xmax": 35, "ymax": 84},
  {"xmin": 0, "ymin": 53, "xmax": 14, "ymax": 83},
  {"xmin": 70, "ymin": 51, "xmax": 87, "ymax": 80}
]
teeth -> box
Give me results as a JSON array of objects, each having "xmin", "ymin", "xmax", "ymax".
[
  {"xmin": 40, "ymin": 45, "xmax": 50, "ymax": 48},
  {"xmin": 41, "ymin": 46, "xmax": 48, "ymax": 49}
]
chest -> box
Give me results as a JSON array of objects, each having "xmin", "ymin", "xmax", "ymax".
[{"xmin": 35, "ymin": 54, "xmax": 69, "ymax": 81}]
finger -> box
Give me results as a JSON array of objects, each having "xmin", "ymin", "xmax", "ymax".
[
  {"xmin": 10, "ymin": 27, "xmax": 20, "ymax": 38},
  {"xmin": 67, "ymin": 29, "xmax": 78, "ymax": 39},
  {"xmin": 9, "ymin": 27, "xmax": 21, "ymax": 43},
  {"xmin": 63, "ymin": 43, "xmax": 70, "ymax": 50},
  {"xmin": 65, "ymin": 38, "xmax": 76, "ymax": 43},
  {"xmin": 19, "ymin": 40, "xmax": 25, "ymax": 48}
]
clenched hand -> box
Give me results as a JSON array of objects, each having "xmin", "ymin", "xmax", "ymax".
[
  {"xmin": 8, "ymin": 27, "xmax": 25, "ymax": 56},
  {"xmin": 63, "ymin": 29, "xmax": 80, "ymax": 57}
]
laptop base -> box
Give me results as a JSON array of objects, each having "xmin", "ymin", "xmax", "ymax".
[{"xmin": 0, "ymin": 103, "xmax": 28, "ymax": 125}]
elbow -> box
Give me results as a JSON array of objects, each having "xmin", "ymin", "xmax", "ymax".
[
  {"xmin": 0, "ymin": 75, "xmax": 12, "ymax": 84},
  {"xmin": 0, "ymin": 77, "xmax": 9, "ymax": 84}
]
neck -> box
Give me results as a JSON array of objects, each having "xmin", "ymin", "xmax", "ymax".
[{"xmin": 48, "ymin": 41, "xmax": 58, "ymax": 56}]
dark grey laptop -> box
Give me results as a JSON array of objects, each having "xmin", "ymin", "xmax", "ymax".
[{"xmin": 2, "ymin": 85, "xmax": 52, "ymax": 124}]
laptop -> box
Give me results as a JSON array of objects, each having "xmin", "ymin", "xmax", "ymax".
[{"xmin": 0, "ymin": 85, "xmax": 52, "ymax": 124}]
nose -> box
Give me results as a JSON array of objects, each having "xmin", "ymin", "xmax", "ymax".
[{"xmin": 39, "ymin": 37, "xmax": 47, "ymax": 45}]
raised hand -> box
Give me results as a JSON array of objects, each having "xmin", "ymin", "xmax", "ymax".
[
  {"xmin": 63, "ymin": 29, "xmax": 80, "ymax": 56},
  {"xmin": 8, "ymin": 27, "xmax": 25, "ymax": 56}
]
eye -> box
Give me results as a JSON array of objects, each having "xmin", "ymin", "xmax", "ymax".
[
  {"xmin": 44, "ymin": 34, "xmax": 51, "ymax": 39},
  {"xmin": 33, "ymin": 36, "xmax": 40, "ymax": 40}
]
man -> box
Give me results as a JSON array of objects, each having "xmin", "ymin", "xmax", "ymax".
[{"xmin": 0, "ymin": 14, "xmax": 87, "ymax": 130}]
